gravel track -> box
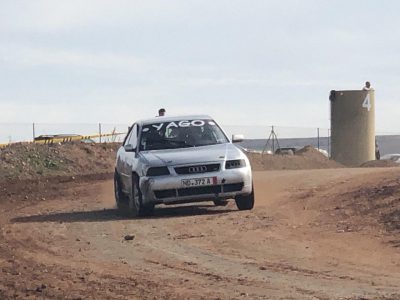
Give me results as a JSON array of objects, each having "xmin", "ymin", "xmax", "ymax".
[{"xmin": 1, "ymin": 168, "xmax": 400, "ymax": 299}]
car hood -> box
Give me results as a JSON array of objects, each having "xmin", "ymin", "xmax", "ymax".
[{"xmin": 139, "ymin": 143, "xmax": 244, "ymax": 166}]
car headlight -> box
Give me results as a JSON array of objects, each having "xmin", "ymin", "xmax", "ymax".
[
  {"xmin": 146, "ymin": 166, "xmax": 170, "ymax": 176},
  {"xmin": 225, "ymin": 159, "xmax": 246, "ymax": 169}
]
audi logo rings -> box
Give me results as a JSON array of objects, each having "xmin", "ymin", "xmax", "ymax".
[{"xmin": 188, "ymin": 166, "xmax": 207, "ymax": 173}]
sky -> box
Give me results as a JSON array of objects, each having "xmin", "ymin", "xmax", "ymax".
[{"xmin": 0, "ymin": 0, "xmax": 399, "ymax": 133}]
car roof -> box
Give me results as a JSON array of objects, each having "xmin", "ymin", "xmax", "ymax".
[{"xmin": 136, "ymin": 115, "xmax": 213, "ymax": 126}]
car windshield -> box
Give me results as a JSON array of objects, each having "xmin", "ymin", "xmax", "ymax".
[{"xmin": 139, "ymin": 119, "xmax": 229, "ymax": 151}]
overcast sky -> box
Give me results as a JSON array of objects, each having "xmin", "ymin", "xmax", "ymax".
[{"xmin": 0, "ymin": 0, "xmax": 399, "ymax": 131}]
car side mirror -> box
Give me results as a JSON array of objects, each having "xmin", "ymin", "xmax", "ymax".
[
  {"xmin": 124, "ymin": 144, "xmax": 136, "ymax": 152},
  {"xmin": 232, "ymin": 134, "xmax": 244, "ymax": 143}
]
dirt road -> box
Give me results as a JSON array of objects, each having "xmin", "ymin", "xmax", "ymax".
[{"xmin": 1, "ymin": 168, "xmax": 400, "ymax": 299}]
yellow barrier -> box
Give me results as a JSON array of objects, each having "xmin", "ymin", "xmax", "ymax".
[{"xmin": 0, "ymin": 132, "xmax": 126, "ymax": 149}]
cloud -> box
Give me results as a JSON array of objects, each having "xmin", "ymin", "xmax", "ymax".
[
  {"xmin": 0, "ymin": 0, "xmax": 201, "ymax": 33},
  {"xmin": 0, "ymin": 0, "xmax": 399, "ymax": 132},
  {"xmin": 0, "ymin": 44, "xmax": 154, "ymax": 70}
]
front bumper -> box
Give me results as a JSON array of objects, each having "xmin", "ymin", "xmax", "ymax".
[{"xmin": 139, "ymin": 167, "xmax": 252, "ymax": 205}]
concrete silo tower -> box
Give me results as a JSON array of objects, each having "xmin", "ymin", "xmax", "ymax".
[{"xmin": 330, "ymin": 87, "xmax": 375, "ymax": 166}]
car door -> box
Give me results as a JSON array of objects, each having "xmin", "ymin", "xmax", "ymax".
[{"xmin": 119, "ymin": 124, "xmax": 139, "ymax": 191}]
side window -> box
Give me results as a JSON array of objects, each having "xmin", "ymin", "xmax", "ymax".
[{"xmin": 126, "ymin": 124, "xmax": 138, "ymax": 148}]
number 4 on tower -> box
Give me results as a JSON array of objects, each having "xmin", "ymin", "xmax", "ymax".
[{"xmin": 362, "ymin": 94, "xmax": 371, "ymax": 111}]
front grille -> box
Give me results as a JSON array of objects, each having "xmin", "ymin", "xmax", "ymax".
[
  {"xmin": 174, "ymin": 163, "xmax": 220, "ymax": 175},
  {"xmin": 154, "ymin": 182, "xmax": 244, "ymax": 199}
]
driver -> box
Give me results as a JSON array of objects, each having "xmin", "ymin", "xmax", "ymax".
[{"xmin": 168, "ymin": 127, "xmax": 180, "ymax": 139}]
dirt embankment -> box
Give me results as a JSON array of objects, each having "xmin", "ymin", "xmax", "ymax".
[
  {"xmin": 336, "ymin": 174, "xmax": 400, "ymax": 235},
  {"xmin": 0, "ymin": 143, "xmax": 343, "ymax": 183},
  {"xmin": 3, "ymin": 142, "xmax": 399, "ymax": 185},
  {"xmin": 361, "ymin": 159, "xmax": 400, "ymax": 168},
  {"xmin": 0, "ymin": 142, "xmax": 119, "ymax": 181},
  {"xmin": 246, "ymin": 145, "xmax": 343, "ymax": 171}
]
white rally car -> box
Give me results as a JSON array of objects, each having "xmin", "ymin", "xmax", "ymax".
[{"xmin": 114, "ymin": 115, "xmax": 254, "ymax": 217}]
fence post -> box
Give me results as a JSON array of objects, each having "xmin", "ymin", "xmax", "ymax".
[
  {"xmin": 32, "ymin": 123, "xmax": 36, "ymax": 141},
  {"xmin": 99, "ymin": 123, "xmax": 102, "ymax": 143},
  {"xmin": 317, "ymin": 128, "xmax": 320, "ymax": 150}
]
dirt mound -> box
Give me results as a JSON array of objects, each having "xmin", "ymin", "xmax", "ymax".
[
  {"xmin": 246, "ymin": 145, "xmax": 343, "ymax": 171},
  {"xmin": 0, "ymin": 142, "xmax": 119, "ymax": 180},
  {"xmin": 295, "ymin": 145, "xmax": 321, "ymax": 156},
  {"xmin": 361, "ymin": 160, "xmax": 400, "ymax": 168},
  {"xmin": 1, "ymin": 143, "xmax": 342, "ymax": 180},
  {"xmin": 335, "ymin": 172, "xmax": 400, "ymax": 234},
  {"xmin": 0, "ymin": 173, "xmax": 113, "ymax": 207}
]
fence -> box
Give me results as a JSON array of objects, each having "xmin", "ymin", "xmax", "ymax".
[
  {"xmin": 221, "ymin": 125, "xmax": 331, "ymax": 155},
  {"xmin": 1, "ymin": 123, "xmax": 399, "ymax": 156},
  {"xmin": 0, "ymin": 123, "xmax": 130, "ymax": 145}
]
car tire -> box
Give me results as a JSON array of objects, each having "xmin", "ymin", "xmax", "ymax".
[
  {"xmin": 235, "ymin": 184, "xmax": 255, "ymax": 211},
  {"xmin": 128, "ymin": 174, "xmax": 155, "ymax": 217},
  {"xmin": 213, "ymin": 199, "xmax": 228, "ymax": 206},
  {"xmin": 114, "ymin": 172, "xmax": 129, "ymax": 211}
]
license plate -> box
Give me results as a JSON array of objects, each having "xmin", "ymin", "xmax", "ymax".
[{"xmin": 181, "ymin": 177, "xmax": 217, "ymax": 188}]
